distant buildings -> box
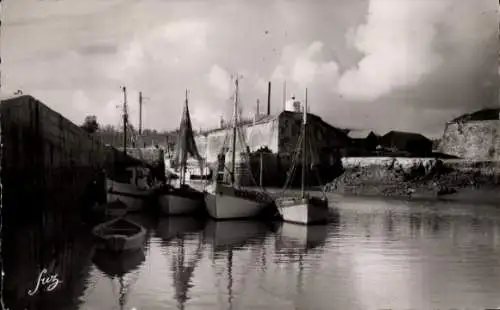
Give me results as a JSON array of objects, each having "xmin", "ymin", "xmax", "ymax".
[{"xmin": 379, "ymin": 131, "xmax": 433, "ymax": 157}]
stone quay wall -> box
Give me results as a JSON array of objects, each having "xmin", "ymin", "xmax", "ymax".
[
  {"xmin": 439, "ymin": 120, "xmax": 500, "ymax": 161},
  {"xmin": 0, "ymin": 95, "xmax": 135, "ymax": 226},
  {"xmin": 327, "ymin": 157, "xmax": 500, "ymax": 202}
]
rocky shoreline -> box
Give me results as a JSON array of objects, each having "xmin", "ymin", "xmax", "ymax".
[{"xmin": 326, "ymin": 157, "xmax": 500, "ymax": 204}]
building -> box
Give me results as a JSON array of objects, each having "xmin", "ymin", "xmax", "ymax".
[
  {"xmin": 379, "ymin": 130, "xmax": 433, "ymax": 157},
  {"xmin": 345, "ymin": 129, "xmax": 380, "ymax": 156},
  {"xmin": 194, "ymin": 110, "xmax": 350, "ymax": 186},
  {"xmin": 439, "ymin": 108, "xmax": 500, "ymax": 160}
]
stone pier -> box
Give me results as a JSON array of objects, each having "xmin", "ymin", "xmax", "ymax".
[{"xmin": 0, "ymin": 94, "xmax": 141, "ymax": 227}]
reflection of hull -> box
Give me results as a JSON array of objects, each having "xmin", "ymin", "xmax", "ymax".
[
  {"xmin": 204, "ymin": 184, "xmax": 266, "ymax": 219},
  {"xmin": 155, "ymin": 217, "xmax": 204, "ymax": 242},
  {"xmin": 107, "ymin": 179, "xmax": 150, "ymax": 212},
  {"xmin": 277, "ymin": 222, "xmax": 328, "ymax": 250},
  {"xmin": 92, "ymin": 248, "xmax": 146, "ymax": 277},
  {"xmin": 276, "ymin": 196, "xmax": 329, "ymax": 225},
  {"xmin": 203, "ymin": 219, "xmax": 268, "ymax": 250}
]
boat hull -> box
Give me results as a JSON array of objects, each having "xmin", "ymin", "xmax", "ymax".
[
  {"xmin": 204, "ymin": 184, "xmax": 265, "ymax": 220},
  {"xmin": 107, "ymin": 179, "xmax": 150, "ymax": 212},
  {"xmin": 158, "ymin": 193, "xmax": 204, "ymax": 215},
  {"xmin": 92, "ymin": 218, "xmax": 147, "ymax": 252},
  {"xmin": 276, "ymin": 197, "xmax": 329, "ymax": 225}
]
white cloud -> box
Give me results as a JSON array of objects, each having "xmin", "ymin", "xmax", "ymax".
[
  {"xmin": 106, "ymin": 19, "xmax": 209, "ymax": 84},
  {"xmin": 272, "ymin": 41, "xmax": 339, "ymax": 93},
  {"xmin": 208, "ymin": 64, "xmax": 232, "ymax": 99},
  {"xmin": 337, "ymin": 0, "xmax": 451, "ymax": 101}
]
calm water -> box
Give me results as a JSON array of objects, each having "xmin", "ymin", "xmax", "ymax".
[{"xmin": 4, "ymin": 196, "xmax": 500, "ymax": 310}]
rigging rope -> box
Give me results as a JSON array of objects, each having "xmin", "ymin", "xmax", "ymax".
[{"xmin": 278, "ymin": 129, "xmax": 305, "ymax": 197}]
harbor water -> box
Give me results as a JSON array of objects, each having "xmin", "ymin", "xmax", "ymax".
[{"xmin": 3, "ymin": 195, "xmax": 500, "ymax": 310}]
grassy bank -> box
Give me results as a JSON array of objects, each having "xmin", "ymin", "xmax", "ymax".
[{"xmin": 327, "ymin": 157, "xmax": 500, "ymax": 202}]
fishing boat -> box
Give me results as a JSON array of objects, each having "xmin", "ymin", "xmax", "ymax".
[
  {"xmin": 92, "ymin": 218, "xmax": 147, "ymax": 252},
  {"xmin": 156, "ymin": 90, "xmax": 206, "ymax": 215},
  {"xmin": 204, "ymin": 77, "xmax": 271, "ymax": 219},
  {"xmin": 275, "ymin": 89, "xmax": 329, "ymax": 225},
  {"xmin": 106, "ymin": 87, "xmax": 152, "ymax": 212}
]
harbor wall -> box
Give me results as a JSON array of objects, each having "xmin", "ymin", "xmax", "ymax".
[
  {"xmin": 0, "ymin": 95, "xmax": 133, "ymax": 226},
  {"xmin": 439, "ymin": 120, "xmax": 500, "ymax": 160},
  {"xmin": 196, "ymin": 117, "xmax": 280, "ymax": 164},
  {"xmin": 328, "ymin": 157, "xmax": 500, "ymax": 202}
]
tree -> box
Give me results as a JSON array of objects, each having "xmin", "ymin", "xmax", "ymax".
[{"xmin": 81, "ymin": 115, "xmax": 99, "ymax": 134}]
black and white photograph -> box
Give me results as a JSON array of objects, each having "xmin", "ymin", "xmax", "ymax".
[{"xmin": 1, "ymin": 0, "xmax": 499, "ymax": 309}]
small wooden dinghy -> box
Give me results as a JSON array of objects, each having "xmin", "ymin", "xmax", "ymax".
[{"xmin": 92, "ymin": 218, "xmax": 146, "ymax": 252}]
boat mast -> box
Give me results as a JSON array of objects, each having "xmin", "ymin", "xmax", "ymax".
[
  {"xmin": 301, "ymin": 88, "xmax": 308, "ymax": 198},
  {"xmin": 231, "ymin": 77, "xmax": 238, "ymax": 186},
  {"xmin": 122, "ymin": 86, "xmax": 128, "ymax": 156},
  {"xmin": 139, "ymin": 91, "xmax": 143, "ymax": 136},
  {"xmin": 181, "ymin": 89, "xmax": 189, "ymax": 186}
]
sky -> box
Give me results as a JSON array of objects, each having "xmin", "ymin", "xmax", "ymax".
[{"xmin": 2, "ymin": 0, "xmax": 498, "ymax": 138}]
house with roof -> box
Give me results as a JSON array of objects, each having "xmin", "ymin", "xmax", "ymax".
[
  {"xmin": 345, "ymin": 129, "xmax": 380, "ymax": 155},
  {"xmin": 379, "ymin": 130, "xmax": 433, "ymax": 157}
]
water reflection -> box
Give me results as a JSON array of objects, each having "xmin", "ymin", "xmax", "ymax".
[
  {"xmin": 3, "ymin": 198, "xmax": 500, "ymax": 309},
  {"xmin": 2, "ymin": 213, "xmax": 94, "ymax": 310},
  {"xmin": 92, "ymin": 249, "xmax": 145, "ymax": 310}
]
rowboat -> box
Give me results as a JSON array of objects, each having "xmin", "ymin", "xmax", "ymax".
[{"xmin": 92, "ymin": 218, "xmax": 146, "ymax": 252}]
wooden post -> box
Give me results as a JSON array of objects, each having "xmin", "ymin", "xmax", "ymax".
[{"xmin": 259, "ymin": 152, "xmax": 264, "ymax": 187}]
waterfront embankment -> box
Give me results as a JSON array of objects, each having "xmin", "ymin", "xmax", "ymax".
[{"xmin": 327, "ymin": 157, "xmax": 500, "ymax": 204}]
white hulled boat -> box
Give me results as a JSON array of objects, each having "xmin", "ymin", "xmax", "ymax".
[
  {"xmin": 204, "ymin": 77, "xmax": 270, "ymax": 219},
  {"xmin": 106, "ymin": 87, "xmax": 152, "ymax": 212},
  {"xmin": 275, "ymin": 90, "xmax": 329, "ymax": 225},
  {"xmin": 156, "ymin": 89, "xmax": 205, "ymax": 215}
]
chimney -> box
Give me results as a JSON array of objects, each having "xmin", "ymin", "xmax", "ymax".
[
  {"xmin": 220, "ymin": 116, "xmax": 224, "ymax": 128},
  {"xmin": 267, "ymin": 81, "xmax": 271, "ymax": 115},
  {"xmin": 256, "ymin": 99, "xmax": 260, "ymax": 116}
]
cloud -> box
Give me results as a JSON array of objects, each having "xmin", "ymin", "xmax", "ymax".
[
  {"xmin": 106, "ymin": 19, "xmax": 209, "ymax": 85},
  {"xmin": 337, "ymin": 0, "xmax": 452, "ymax": 101},
  {"xmin": 208, "ymin": 65, "xmax": 232, "ymax": 99},
  {"xmin": 272, "ymin": 41, "xmax": 339, "ymax": 91}
]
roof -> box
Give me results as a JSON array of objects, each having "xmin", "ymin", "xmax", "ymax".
[
  {"xmin": 0, "ymin": 92, "xmax": 29, "ymax": 101},
  {"xmin": 381, "ymin": 130, "xmax": 431, "ymax": 142},
  {"xmin": 346, "ymin": 129, "xmax": 378, "ymax": 139},
  {"xmin": 199, "ymin": 113, "xmax": 280, "ymax": 135},
  {"xmin": 451, "ymin": 107, "xmax": 500, "ymax": 122}
]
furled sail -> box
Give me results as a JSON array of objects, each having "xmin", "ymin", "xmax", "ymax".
[{"xmin": 172, "ymin": 91, "xmax": 204, "ymax": 171}]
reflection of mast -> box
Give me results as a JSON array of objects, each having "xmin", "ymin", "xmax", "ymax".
[
  {"xmin": 171, "ymin": 233, "xmax": 204, "ymax": 310},
  {"xmin": 226, "ymin": 249, "xmax": 234, "ymax": 310},
  {"xmin": 296, "ymin": 252, "xmax": 304, "ymax": 299}
]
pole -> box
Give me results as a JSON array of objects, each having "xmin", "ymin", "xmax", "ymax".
[
  {"xmin": 259, "ymin": 152, "xmax": 263, "ymax": 187},
  {"xmin": 231, "ymin": 77, "xmax": 238, "ymax": 186},
  {"xmin": 139, "ymin": 91, "xmax": 143, "ymax": 135},
  {"xmin": 267, "ymin": 81, "xmax": 271, "ymax": 115},
  {"xmin": 301, "ymin": 88, "xmax": 308, "ymax": 198},
  {"xmin": 282, "ymin": 81, "xmax": 286, "ymax": 111},
  {"xmin": 122, "ymin": 86, "xmax": 128, "ymax": 156}
]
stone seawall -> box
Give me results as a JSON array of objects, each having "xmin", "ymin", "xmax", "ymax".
[
  {"xmin": 439, "ymin": 120, "xmax": 500, "ymax": 160},
  {"xmin": 328, "ymin": 157, "xmax": 500, "ymax": 201},
  {"xmin": 0, "ymin": 95, "xmax": 134, "ymax": 226}
]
